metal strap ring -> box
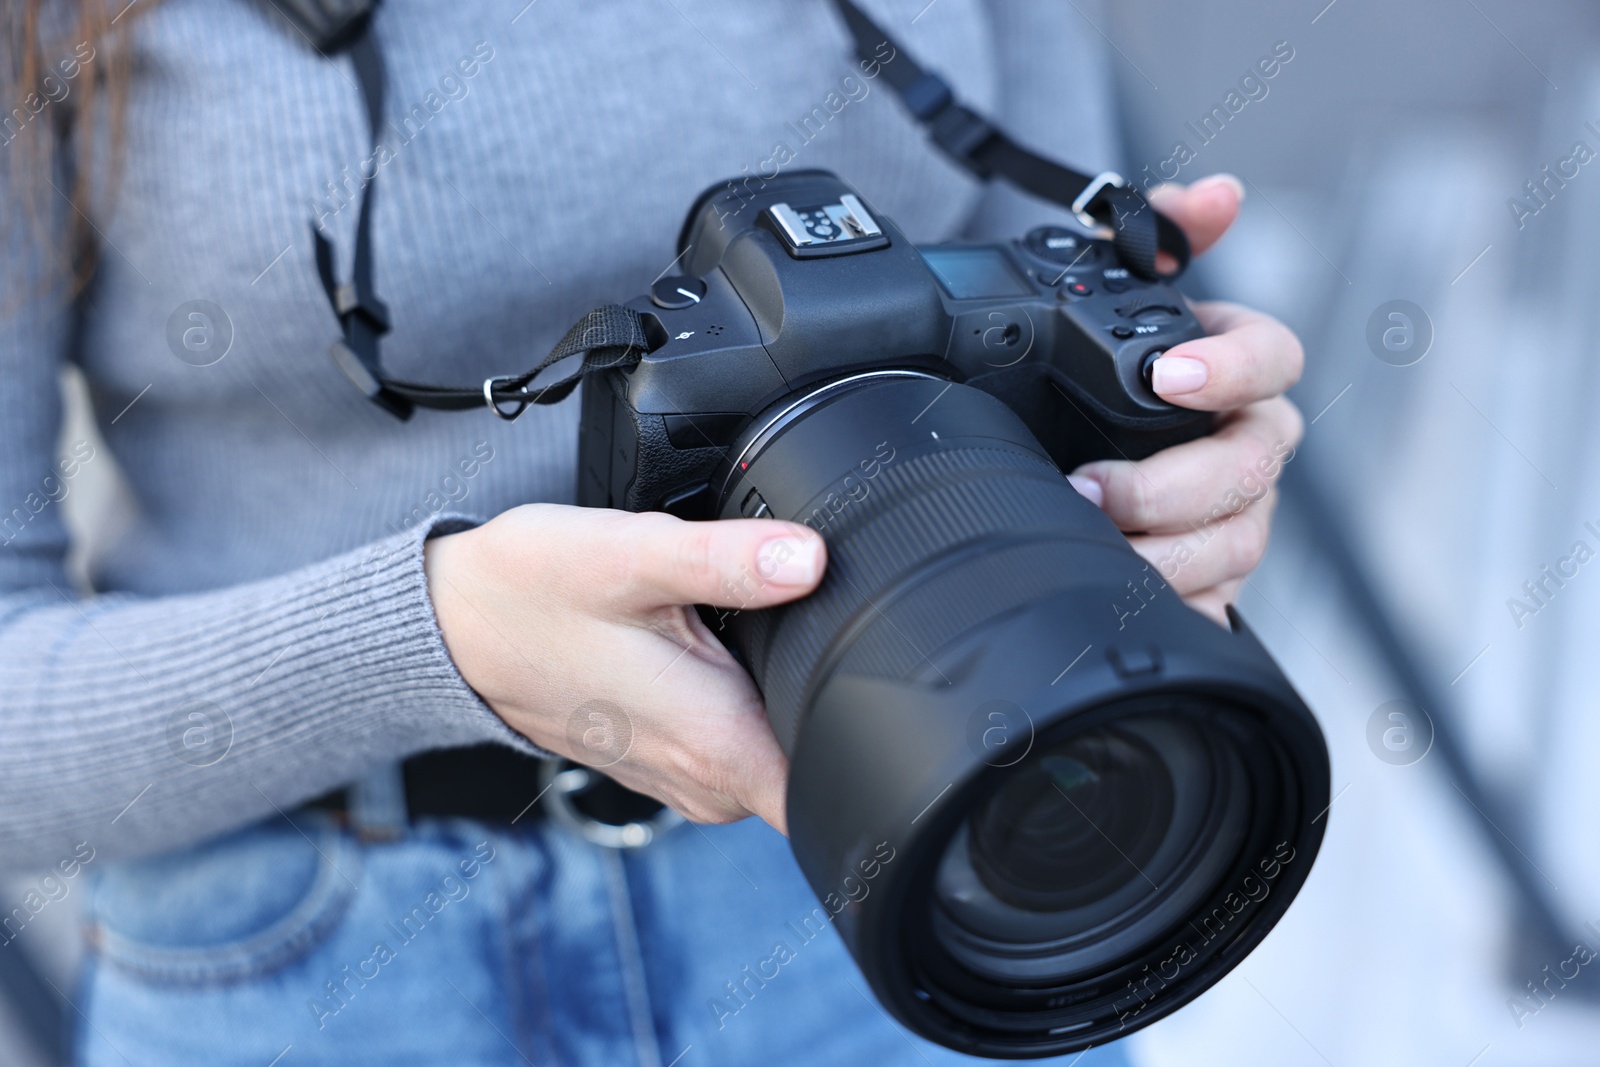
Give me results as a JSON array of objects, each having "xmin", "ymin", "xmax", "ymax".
[
  {"xmin": 1071, "ymin": 170, "xmax": 1128, "ymax": 231},
  {"xmin": 483, "ymin": 375, "xmax": 530, "ymax": 421}
]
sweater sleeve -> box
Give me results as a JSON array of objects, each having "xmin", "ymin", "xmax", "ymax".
[
  {"xmin": 0, "ymin": 513, "xmax": 536, "ymax": 872},
  {"xmin": 0, "ymin": 156, "xmax": 528, "ymax": 877}
]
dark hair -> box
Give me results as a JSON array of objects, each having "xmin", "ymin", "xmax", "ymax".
[{"xmin": 4, "ymin": 1, "xmax": 138, "ymax": 292}]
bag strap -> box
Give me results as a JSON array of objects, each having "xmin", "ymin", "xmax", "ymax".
[{"xmin": 828, "ymin": 0, "xmax": 1189, "ymax": 280}]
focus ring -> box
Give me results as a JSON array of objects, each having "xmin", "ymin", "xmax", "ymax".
[{"xmin": 741, "ymin": 444, "xmax": 1120, "ymax": 752}]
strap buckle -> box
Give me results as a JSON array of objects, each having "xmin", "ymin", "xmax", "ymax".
[
  {"xmin": 483, "ymin": 375, "xmax": 529, "ymax": 421},
  {"xmin": 1071, "ymin": 170, "xmax": 1128, "ymax": 231},
  {"xmin": 538, "ymin": 762, "xmax": 683, "ymax": 849}
]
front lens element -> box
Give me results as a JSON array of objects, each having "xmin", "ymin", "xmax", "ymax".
[
  {"xmin": 968, "ymin": 725, "xmax": 1176, "ymax": 915},
  {"xmin": 927, "ymin": 704, "xmax": 1256, "ymax": 985}
]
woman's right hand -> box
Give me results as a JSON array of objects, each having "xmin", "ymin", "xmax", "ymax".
[{"xmin": 423, "ymin": 504, "xmax": 827, "ymax": 836}]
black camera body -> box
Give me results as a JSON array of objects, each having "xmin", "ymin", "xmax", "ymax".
[
  {"xmin": 579, "ymin": 170, "xmax": 1208, "ymax": 518},
  {"xmin": 576, "ymin": 172, "xmax": 1327, "ymax": 1058}
]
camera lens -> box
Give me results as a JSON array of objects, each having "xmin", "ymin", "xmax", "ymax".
[
  {"xmin": 713, "ymin": 374, "xmax": 1328, "ymax": 1058},
  {"xmin": 965, "ymin": 724, "xmax": 1177, "ymax": 918},
  {"xmin": 925, "ymin": 700, "xmax": 1264, "ymax": 988}
]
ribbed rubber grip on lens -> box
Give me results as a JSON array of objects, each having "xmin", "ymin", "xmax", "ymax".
[{"xmin": 739, "ymin": 444, "xmax": 1125, "ymax": 754}]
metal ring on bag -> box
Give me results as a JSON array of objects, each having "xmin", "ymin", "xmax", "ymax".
[{"xmin": 536, "ymin": 761, "xmax": 684, "ymax": 849}]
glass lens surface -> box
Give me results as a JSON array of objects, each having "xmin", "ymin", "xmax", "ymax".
[{"xmin": 968, "ymin": 728, "xmax": 1176, "ymax": 915}]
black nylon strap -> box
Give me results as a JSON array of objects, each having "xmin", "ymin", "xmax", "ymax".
[
  {"xmin": 310, "ymin": 8, "xmax": 412, "ymax": 417},
  {"xmin": 373, "ymin": 305, "xmax": 650, "ymax": 419},
  {"xmin": 273, "ymin": 0, "xmax": 374, "ymax": 51},
  {"xmin": 307, "ymin": 5, "xmax": 646, "ymax": 420},
  {"xmin": 829, "ymin": 0, "xmax": 1190, "ymax": 279}
]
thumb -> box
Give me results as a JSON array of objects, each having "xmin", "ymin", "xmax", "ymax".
[
  {"xmin": 1147, "ymin": 173, "xmax": 1243, "ymax": 260},
  {"xmin": 613, "ymin": 512, "xmax": 827, "ymax": 611}
]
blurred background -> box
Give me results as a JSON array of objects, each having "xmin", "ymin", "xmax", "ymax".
[
  {"xmin": 7, "ymin": 0, "xmax": 1600, "ymax": 1063},
  {"xmin": 1110, "ymin": 0, "xmax": 1600, "ymax": 1063}
]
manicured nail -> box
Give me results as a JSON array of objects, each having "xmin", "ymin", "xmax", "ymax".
[
  {"xmin": 1152, "ymin": 355, "xmax": 1208, "ymax": 395},
  {"xmin": 1197, "ymin": 173, "xmax": 1245, "ymax": 202},
  {"xmin": 1067, "ymin": 475, "xmax": 1104, "ymax": 508},
  {"xmin": 757, "ymin": 536, "xmax": 823, "ymax": 586}
]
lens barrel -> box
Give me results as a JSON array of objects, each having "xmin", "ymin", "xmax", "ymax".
[{"xmin": 713, "ymin": 374, "xmax": 1328, "ymax": 1058}]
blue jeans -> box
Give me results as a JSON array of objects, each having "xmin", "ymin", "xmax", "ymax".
[{"xmin": 77, "ymin": 813, "xmax": 1131, "ymax": 1066}]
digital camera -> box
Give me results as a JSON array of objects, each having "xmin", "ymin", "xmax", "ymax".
[{"xmin": 577, "ymin": 171, "xmax": 1329, "ymax": 1057}]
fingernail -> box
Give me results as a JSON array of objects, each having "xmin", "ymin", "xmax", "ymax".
[
  {"xmin": 1067, "ymin": 475, "xmax": 1104, "ymax": 508},
  {"xmin": 1196, "ymin": 173, "xmax": 1245, "ymax": 202},
  {"xmin": 757, "ymin": 536, "xmax": 823, "ymax": 587},
  {"xmin": 1152, "ymin": 355, "xmax": 1208, "ymax": 395}
]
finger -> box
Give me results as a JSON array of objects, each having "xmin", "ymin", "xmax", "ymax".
[
  {"xmin": 1127, "ymin": 492, "xmax": 1278, "ymax": 596},
  {"xmin": 644, "ymin": 708, "xmax": 791, "ymax": 835},
  {"xmin": 625, "ymin": 738, "xmax": 787, "ymax": 834},
  {"xmin": 600, "ymin": 628, "xmax": 793, "ymax": 833},
  {"xmin": 1183, "ymin": 578, "xmax": 1244, "ymax": 628},
  {"xmin": 710, "ymin": 729, "xmax": 789, "ymax": 836},
  {"xmin": 609, "ymin": 763, "xmax": 756, "ymax": 829},
  {"xmin": 601, "ymin": 512, "xmax": 827, "ymax": 611},
  {"xmin": 1147, "ymin": 301, "xmax": 1305, "ymax": 411},
  {"xmin": 583, "ymin": 697, "xmax": 790, "ymax": 833},
  {"xmin": 1147, "ymin": 174, "xmax": 1243, "ymax": 260},
  {"xmin": 1070, "ymin": 397, "xmax": 1301, "ymax": 534},
  {"xmin": 668, "ymin": 609, "xmax": 792, "ymax": 835}
]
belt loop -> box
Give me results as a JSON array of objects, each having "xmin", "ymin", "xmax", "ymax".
[{"xmin": 349, "ymin": 761, "xmax": 410, "ymax": 841}]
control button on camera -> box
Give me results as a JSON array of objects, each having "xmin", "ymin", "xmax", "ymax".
[
  {"xmin": 739, "ymin": 487, "xmax": 771, "ymax": 519},
  {"xmin": 1116, "ymin": 302, "xmax": 1183, "ymax": 320},
  {"xmin": 1102, "ymin": 278, "xmax": 1130, "ymax": 294},
  {"xmin": 1140, "ymin": 348, "xmax": 1168, "ymax": 385},
  {"xmin": 1067, "ymin": 282, "xmax": 1092, "ymax": 297},
  {"xmin": 651, "ymin": 275, "xmax": 707, "ymax": 310},
  {"xmin": 1111, "ymin": 325, "xmax": 1135, "ymax": 339},
  {"xmin": 1024, "ymin": 226, "xmax": 1099, "ymax": 266}
]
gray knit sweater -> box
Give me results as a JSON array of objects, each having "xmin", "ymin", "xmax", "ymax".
[{"xmin": 0, "ymin": 0, "xmax": 1113, "ymax": 870}]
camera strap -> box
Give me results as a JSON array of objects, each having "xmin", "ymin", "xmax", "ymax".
[
  {"xmin": 828, "ymin": 0, "xmax": 1189, "ymax": 281},
  {"xmin": 294, "ymin": 1, "xmax": 648, "ymax": 420},
  {"xmin": 300, "ymin": 0, "xmax": 1186, "ymax": 420}
]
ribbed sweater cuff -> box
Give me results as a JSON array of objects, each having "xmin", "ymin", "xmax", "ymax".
[{"xmin": 301, "ymin": 512, "xmax": 537, "ymax": 755}]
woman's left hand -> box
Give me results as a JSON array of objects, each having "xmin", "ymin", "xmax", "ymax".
[{"xmin": 1065, "ymin": 174, "xmax": 1305, "ymax": 624}]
